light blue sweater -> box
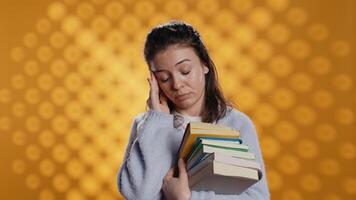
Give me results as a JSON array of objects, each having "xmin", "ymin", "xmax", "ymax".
[{"xmin": 118, "ymin": 108, "xmax": 270, "ymax": 200}]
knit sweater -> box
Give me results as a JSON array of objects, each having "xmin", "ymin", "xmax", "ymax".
[{"xmin": 117, "ymin": 108, "xmax": 270, "ymax": 200}]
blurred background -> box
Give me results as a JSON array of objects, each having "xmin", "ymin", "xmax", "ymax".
[{"xmin": 0, "ymin": 0, "xmax": 355, "ymax": 199}]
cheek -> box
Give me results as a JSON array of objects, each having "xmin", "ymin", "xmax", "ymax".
[
  {"xmin": 158, "ymin": 84, "xmax": 172, "ymax": 96},
  {"xmin": 190, "ymin": 72, "xmax": 205, "ymax": 89}
]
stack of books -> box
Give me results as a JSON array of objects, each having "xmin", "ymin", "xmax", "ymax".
[{"xmin": 177, "ymin": 122, "xmax": 262, "ymax": 195}]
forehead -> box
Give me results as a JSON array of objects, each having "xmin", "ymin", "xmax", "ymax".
[{"xmin": 150, "ymin": 45, "xmax": 199, "ymax": 71}]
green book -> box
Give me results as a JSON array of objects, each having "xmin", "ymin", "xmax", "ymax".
[{"xmin": 186, "ymin": 138, "xmax": 252, "ymax": 169}]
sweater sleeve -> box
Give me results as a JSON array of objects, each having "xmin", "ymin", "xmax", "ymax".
[
  {"xmin": 117, "ymin": 110, "xmax": 175, "ymax": 200},
  {"xmin": 190, "ymin": 112, "xmax": 270, "ymax": 200}
]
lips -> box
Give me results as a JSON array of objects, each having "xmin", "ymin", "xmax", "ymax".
[{"xmin": 176, "ymin": 93, "xmax": 191, "ymax": 101}]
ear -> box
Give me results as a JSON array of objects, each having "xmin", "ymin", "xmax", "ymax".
[{"xmin": 203, "ymin": 66, "xmax": 209, "ymax": 74}]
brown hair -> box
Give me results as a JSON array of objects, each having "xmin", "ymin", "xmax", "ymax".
[{"xmin": 143, "ymin": 21, "xmax": 234, "ymax": 123}]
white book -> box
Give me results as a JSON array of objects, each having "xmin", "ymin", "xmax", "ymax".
[
  {"xmin": 188, "ymin": 152, "xmax": 261, "ymax": 177},
  {"xmin": 189, "ymin": 160, "xmax": 261, "ymax": 195}
]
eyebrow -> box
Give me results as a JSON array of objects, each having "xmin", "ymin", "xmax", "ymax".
[{"xmin": 152, "ymin": 59, "xmax": 191, "ymax": 73}]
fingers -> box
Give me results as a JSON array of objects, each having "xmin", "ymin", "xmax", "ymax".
[
  {"xmin": 150, "ymin": 72, "xmax": 159, "ymax": 97},
  {"xmin": 149, "ymin": 72, "xmax": 159, "ymax": 93},
  {"xmin": 150, "ymin": 71, "xmax": 156, "ymax": 84},
  {"xmin": 178, "ymin": 158, "xmax": 188, "ymax": 181},
  {"xmin": 164, "ymin": 167, "xmax": 175, "ymax": 182},
  {"xmin": 146, "ymin": 79, "xmax": 152, "ymax": 108},
  {"xmin": 147, "ymin": 72, "xmax": 159, "ymax": 108},
  {"xmin": 147, "ymin": 71, "xmax": 170, "ymax": 113}
]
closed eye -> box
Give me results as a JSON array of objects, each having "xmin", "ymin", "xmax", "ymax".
[
  {"xmin": 160, "ymin": 71, "xmax": 190, "ymax": 83},
  {"xmin": 182, "ymin": 71, "xmax": 191, "ymax": 75},
  {"xmin": 160, "ymin": 78, "xmax": 169, "ymax": 83}
]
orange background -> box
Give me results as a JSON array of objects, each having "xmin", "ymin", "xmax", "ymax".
[{"xmin": 0, "ymin": 0, "xmax": 355, "ymax": 199}]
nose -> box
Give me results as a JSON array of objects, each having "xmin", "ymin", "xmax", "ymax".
[{"xmin": 171, "ymin": 76, "xmax": 183, "ymax": 91}]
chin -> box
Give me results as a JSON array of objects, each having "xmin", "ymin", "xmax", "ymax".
[{"xmin": 174, "ymin": 98, "xmax": 196, "ymax": 109}]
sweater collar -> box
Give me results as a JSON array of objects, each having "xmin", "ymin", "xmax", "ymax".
[{"xmin": 172, "ymin": 110, "xmax": 202, "ymax": 129}]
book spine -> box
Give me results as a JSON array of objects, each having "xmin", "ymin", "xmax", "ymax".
[
  {"xmin": 187, "ymin": 154, "xmax": 213, "ymax": 176},
  {"xmin": 188, "ymin": 160, "xmax": 213, "ymax": 187},
  {"xmin": 186, "ymin": 146, "xmax": 205, "ymax": 169}
]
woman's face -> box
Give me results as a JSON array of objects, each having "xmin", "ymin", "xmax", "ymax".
[{"xmin": 150, "ymin": 44, "xmax": 209, "ymax": 114}]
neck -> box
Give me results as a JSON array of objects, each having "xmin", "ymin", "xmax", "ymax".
[{"xmin": 174, "ymin": 108, "xmax": 203, "ymax": 117}]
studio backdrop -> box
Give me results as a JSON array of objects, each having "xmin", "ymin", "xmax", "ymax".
[{"xmin": 0, "ymin": 0, "xmax": 354, "ymax": 200}]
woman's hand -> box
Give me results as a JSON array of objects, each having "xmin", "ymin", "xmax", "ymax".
[
  {"xmin": 147, "ymin": 71, "xmax": 170, "ymax": 114},
  {"xmin": 162, "ymin": 159, "xmax": 191, "ymax": 200}
]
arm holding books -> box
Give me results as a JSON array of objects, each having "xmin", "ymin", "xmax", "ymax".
[
  {"xmin": 117, "ymin": 110, "xmax": 175, "ymax": 200},
  {"xmin": 190, "ymin": 111, "xmax": 270, "ymax": 200}
]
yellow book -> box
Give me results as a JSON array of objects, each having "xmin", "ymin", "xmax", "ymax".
[{"xmin": 178, "ymin": 122, "xmax": 240, "ymax": 160}]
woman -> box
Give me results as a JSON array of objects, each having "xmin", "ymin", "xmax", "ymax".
[{"xmin": 117, "ymin": 21, "xmax": 270, "ymax": 200}]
